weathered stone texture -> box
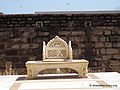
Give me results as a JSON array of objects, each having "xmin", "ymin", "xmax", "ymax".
[
  {"xmin": 106, "ymin": 48, "xmax": 119, "ymax": 54},
  {"xmin": 95, "ymin": 43, "xmax": 104, "ymax": 48},
  {"xmin": 0, "ymin": 12, "xmax": 120, "ymax": 74}
]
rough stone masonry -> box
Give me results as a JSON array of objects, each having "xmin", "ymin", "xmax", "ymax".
[{"xmin": 0, "ymin": 11, "xmax": 120, "ymax": 74}]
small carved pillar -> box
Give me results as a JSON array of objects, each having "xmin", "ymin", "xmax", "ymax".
[
  {"xmin": 68, "ymin": 41, "xmax": 72, "ymax": 61},
  {"xmin": 43, "ymin": 41, "xmax": 46, "ymax": 61}
]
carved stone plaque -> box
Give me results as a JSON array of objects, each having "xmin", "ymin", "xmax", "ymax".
[{"xmin": 46, "ymin": 36, "xmax": 68, "ymax": 59}]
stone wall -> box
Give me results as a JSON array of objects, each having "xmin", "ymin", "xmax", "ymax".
[{"xmin": 0, "ymin": 12, "xmax": 120, "ymax": 74}]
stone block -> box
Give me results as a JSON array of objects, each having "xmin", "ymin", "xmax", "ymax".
[
  {"xmin": 11, "ymin": 18, "xmax": 17, "ymax": 20},
  {"xmin": 44, "ymin": 21, "xmax": 50, "ymax": 23},
  {"xmin": 26, "ymin": 21, "xmax": 34, "ymax": 24},
  {"xmin": 74, "ymin": 36, "xmax": 86, "ymax": 42},
  {"xmin": 29, "ymin": 44, "xmax": 39, "ymax": 49},
  {"xmin": 0, "ymin": 32, "xmax": 13, "ymax": 38},
  {"xmin": 38, "ymin": 32, "xmax": 49, "ymax": 36},
  {"xmin": 105, "ymin": 20, "xmax": 111, "ymax": 22},
  {"xmin": 78, "ymin": 49, "xmax": 82, "ymax": 55},
  {"xmin": 84, "ymin": 43, "xmax": 94, "ymax": 48},
  {"xmin": 72, "ymin": 31, "xmax": 85, "ymax": 35},
  {"xmin": 106, "ymin": 48, "xmax": 119, "ymax": 54},
  {"xmin": 110, "ymin": 36, "xmax": 120, "ymax": 42},
  {"xmin": 104, "ymin": 31, "xmax": 111, "ymax": 35},
  {"xmin": 9, "ymin": 57, "xmax": 19, "ymax": 62},
  {"xmin": 113, "ymin": 55, "xmax": 120, "ymax": 59},
  {"xmin": 13, "ymin": 38, "xmax": 26, "ymax": 43},
  {"xmin": 110, "ymin": 60, "xmax": 120, "ymax": 67},
  {"xmin": 27, "ymin": 30, "xmax": 37, "ymax": 37},
  {"xmin": 8, "ymin": 24, "xmax": 14, "ymax": 27},
  {"xmin": 18, "ymin": 21, "xmax": 25, "ymax": 24},
  {"xmin": 6, "ymin": 50, "xmax": 17, "ymax": 56},
  {"xmin": 12, "ymin": 45, "xmax": 20, "ymax": 49},
  {"xmin": 60, "ymin": 20, "xmax": 66, "ymax": 23},
  {"xmin": 11, "ymin": 21, "xmax": 17, "ymax": 24},
  {"xmin": 17, "ymin": 49, "xmax": 32, "ymax": 56},
  {"xmin": 94, "ymin": 57, "xmax": 102, "ymax": 61},
  {"xmin": 102, "ymin": 55, "xmax": 112, "ymax": 60},
  {"xmin": 32, "ymin": 24, "xmax": 36, "ymax": 26},
  {"xmin": 113, "ymin": 43, "xmax": 120, "ymax": 47},
  {"xmin": 100, "ymin": 48, "xmax": 106, "ymax": 54},
  {"xmin": 14, "ymin": 24, "xmax": 20, "ymax": 27},
  {"xmin": 59, "ymin": 31, "xmax": 70, "ymax": 35},
  {"xmin": 99, "ymin": 36, "xmax": 106, "ymax": 42},
  {"xmin": 29, "ymin": 57, "xmax": 36, "ymax": 61},
  {"xmin": 78, "ymin": 43, "xmax": 85, "ymax": 48},
  {"xmin": 111, "ymin": 20, "xmax": 117, "ymax": 22},
  {"xmin": 106, "ymin": 16, "xmax": 111, "ymax": 19},
  {"xmin": 95, "ymin": 43, "xmax": 104, "ymax": 48},
  {"xmin": 93, "ymin": 30, "xmax": 103, "ymax": 35},
  {"xmin": 27, "ymin": 18, "xmax": 33, "ymax": 20},
  {"xmin": 21, "ymin": 44, "xmax": 29, "ymax": 49},
  {"xmin": 91, "ymin": 36, "xmax": 99, "ymax": 42},
  {"xmin": 107, "ymin": 22, "xmax": 113, "ymax": 26},
  {"xmin": 111, "ymin": 30, "xmax": 119, "ymax": 35},
  {"xmin": 104, "ymin": 43, "xmax": 112, "ymax": 47}
]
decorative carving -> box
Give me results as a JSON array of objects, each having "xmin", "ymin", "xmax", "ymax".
[
  {"xmin": 49, "ymin": 41, "xmax": 65, "ymax": 48},
  {"xmin": 47, "ymin": 36, "xmax": 68, "ymax": 48},
  {"xmin": 48, "ymin": 50, "xmax": 57, "ymax": 57},
  {"xmin": 47, "ymin": 50, "xmax": 67, "ymax": 57},
  {"xmin": 59, "ymin": 50, "xmax": 66, "ymax": 57},
  {"xmin": 43, "ymin": 36, "xmax": 72, "ymax": 61}
]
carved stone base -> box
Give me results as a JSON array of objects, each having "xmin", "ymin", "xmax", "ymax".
[{"xmin": 26, "ymin": 60, "xmax": 89, "ymax": 79}]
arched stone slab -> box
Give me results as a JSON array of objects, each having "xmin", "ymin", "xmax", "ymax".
[{"xmin": 43, "ymin": 36, "xmax": 72, "ymax": 61}]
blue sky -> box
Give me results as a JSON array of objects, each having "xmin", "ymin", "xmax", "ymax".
[{"xmin": 0, "ymin": 0, "xmax": 120, "ymax": 14}]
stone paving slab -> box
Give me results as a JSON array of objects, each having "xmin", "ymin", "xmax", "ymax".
[
  {"xmin": 0, "ymin": 72, "xmax": 119, "ymax": 90},
  {"xmin": 0, "ymin": 75, "xmax": 20, "ymax": 90}
]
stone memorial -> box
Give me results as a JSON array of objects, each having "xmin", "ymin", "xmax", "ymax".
[{"xmin": 26, "ymin": 36, "xmax": 89, "ymax": 79}]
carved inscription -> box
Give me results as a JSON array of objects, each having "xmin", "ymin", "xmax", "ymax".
[
  {"xmin": 59, "ymin": 50, "xmax": 66, "ymax": 57},
  {"xmin": 48, "ymin": 50, "xmax": 57, "ymax": 57},
  {"xmin": 49, "ymin": 42, "xmax": 65, "ymax": 48},
  {"xmin": 48, "ymin": 49, "xmax": 66, "ymax": 58},
  {"xmin": 45, "ymin": 36, "xmax": 70, "ymax": 59}
]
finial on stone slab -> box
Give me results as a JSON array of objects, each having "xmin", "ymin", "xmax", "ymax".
[{"xmin": 55, "ymin": 36, "xmax": 59, "ymax": 39}]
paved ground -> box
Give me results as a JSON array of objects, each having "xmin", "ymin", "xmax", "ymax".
[{"xmin": 0, "ymin": 72, "xmax": 120, "ymax": 90}]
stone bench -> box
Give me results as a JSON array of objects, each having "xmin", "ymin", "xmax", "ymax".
[
  {"xmin": 26, "ymin": 60, "xmax": 88, "ymax": 79},
  {"xmin": 26, "ymin": 36, "xmax": 89, "ymax": 79}
]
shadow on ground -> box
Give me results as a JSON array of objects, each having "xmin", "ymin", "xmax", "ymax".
[{"xmin": 16, "ymin": 74, "xmax": 80, "ymax": 81}]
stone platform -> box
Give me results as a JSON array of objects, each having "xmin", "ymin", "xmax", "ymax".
[
  {"xmin": 0, "ymin": 72, "xmax": 119, "ymax": 90},
  {"xmin": 26, "ymin": 60, "xmax": 88, "ymax": 79}
]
